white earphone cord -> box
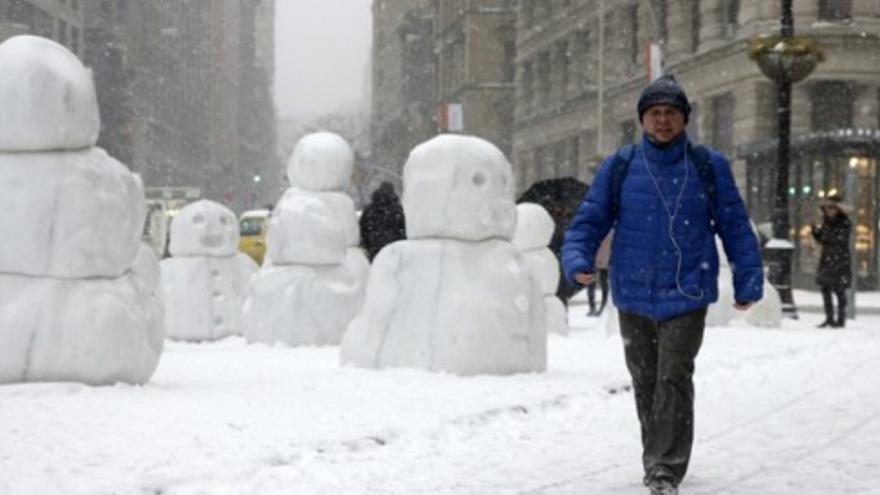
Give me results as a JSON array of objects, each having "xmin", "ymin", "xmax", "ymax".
[{"xmin": 639, "ymin": 144, "xmax": 705, "ymax": 301}]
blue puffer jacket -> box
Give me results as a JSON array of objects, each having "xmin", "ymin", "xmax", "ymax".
[{"xmin": 562, "ymin": 134, "xmax": 764, "ymax": 321}]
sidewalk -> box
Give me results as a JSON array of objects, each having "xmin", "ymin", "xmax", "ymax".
[{"xmin": 792, "ymin": 290, "xmax": 880, "ymax": 315}]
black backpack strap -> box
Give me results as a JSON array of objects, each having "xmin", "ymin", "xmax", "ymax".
[
  {"xmin": 687, "ymin": 144, "xmax": 719, "ymax": 232},
  {"xmin": 610, "ymin": 144, "xmax": 636, "ymax": 217}
]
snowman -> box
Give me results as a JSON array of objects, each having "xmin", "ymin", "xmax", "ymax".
[
  {"xmin": 0, "ymin": 36, "xmax": 163, "ymax": 385},
  {"xmin": 278, "ymin": 132, "xmax": 369, "ymax": 292},
  {"xmin": 340, "ymin": 135, "xmax": 547, "ymax": 375},
  {"xmin": 243, "ymin": 196, "xmax": 365, "ymax": 346},
  {"xmin": 513, "ymin": 203, "xmax": 568, "ymax": 336},
  {"xmin": 707, "ymin": 236, "xmax": 781, "ymax": 328},
  {"xmin": 160, "ymin": 199, "xmax": 258, "ymax": 341}
]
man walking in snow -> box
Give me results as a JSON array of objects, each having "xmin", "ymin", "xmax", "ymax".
[{"xmin": 562, "ymin": 75, "xmax": 764, "ymax": 495}]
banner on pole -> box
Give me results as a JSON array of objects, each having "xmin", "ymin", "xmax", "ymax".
[
  {"xmin": 647, "ymin": 42, "xmax": 663, "ymax": 82},
  {"xmin": 438, "ymin": 103, "xmax": 464, "ymax": 132}
]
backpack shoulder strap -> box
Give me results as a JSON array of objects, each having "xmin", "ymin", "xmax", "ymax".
[
  {"xmin": 688, "ymin": 144, "xmax": 719, "ymax": 231},
  {"xmin": 610, "ymin": 144, "xmax": 636, "ymax": 216}
]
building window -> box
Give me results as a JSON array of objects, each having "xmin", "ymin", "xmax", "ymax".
[
  {"xmin": 556, "ymin": 40, "xmax": 570, "ymax": 98},
  {"xmin": 70, "ymin": 25, "xmax": 79, "ymax": 54},
  {"xmin": 56, "ymin": 19, "xmax": 67, "ymax": 45},
  {"xmin": 811, "ymin": 81, "xmax": 854, "ymax": 131},
  {"xmin": 620, "ymin": 120, "xmax": 637, "ymax": 146},
  {"xmin": 722, "ymin": 0, "xmax": 739, "ymax": 37},
  {"xmin": 818, "ymin": 0, "xmax": 851, "ymax": 20},
  {"xmin": 567, "ymin": 136, "xmax": 581, "ymax": 178},
  {"xmin": 536, "ymin": 51, "xmax": 551, "ymax": 105},
  {"xmin": 573, "ymin": 29, "xmax": 591, "ymax": 90},
  {"xmin": 500, "ymin": 26, "xmax": 517, "ymax": 82},
  {"xmin": 628, "ymin": 5, "xmax": 640, "ymax": 65},
  {"xmin": 522, "ymin": 0, "xmax": 536, "ymax": 27},
  {"xmin": 710, "ymin": 92, "xmax": 735, "ymax": 155},
  {"xmin": 521, "ymin": 60, "xmax": 534, "ymax": 110},
  {"xmin": 653, "ymin": 0, "xmax": 668, "ymax": 45},
  {"xmin": 690, "ymin": 0, "xmax": 701, "ymax": 52},
  {"xmin": 686, "ymin": 101, "xmax": 700, "ymax": 142}
]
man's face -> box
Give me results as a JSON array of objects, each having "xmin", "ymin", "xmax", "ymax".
[{"xmin": 642, "ymin": 105, "xmax": 686, "ymax": 144}]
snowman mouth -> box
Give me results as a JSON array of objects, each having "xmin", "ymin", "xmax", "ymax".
[{"xmin": 200, "ymin": 234, "xmax": 225, "ymax": 248}]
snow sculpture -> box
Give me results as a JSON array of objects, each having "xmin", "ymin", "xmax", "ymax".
[
  {"xmin": 513, "ymin": 203, "xmax": 568, "ymax": 335},
  {"xmin": 707, "ymin": 238, "xmax": 782, "ymax": 327},
  {"xmin": 243, "ymin": 196, "xmax": 365, "ymax": 346},
  {"xmin": 280, "ymin": 132, "xmax": 369, "ymax": 286},
  {"xmin": 0, "ymin": 36, "xmax": 162, "ymax": 385},
  {"xmin": 160, "ymin": 200, "xmax": 257, "ymax": 341},
  {"xmin": 341, "ymin": 135, "xmax": 547, "ymax": 375}
]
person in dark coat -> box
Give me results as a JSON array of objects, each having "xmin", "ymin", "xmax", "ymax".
[
  {"xmin": 562, "ymin": 75, "xmax": 763, "ymax": 495},
  {"xmin": 359, "ymin": 182, "xmax": 406, "ymax": 262},
  {"xmin": 811, "ymin": 194, "xmax": 852, "ymax": 328}
]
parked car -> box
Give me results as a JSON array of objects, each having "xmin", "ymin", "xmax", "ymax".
[{"xmin": 238, "ymin": 209, "xmax": 270, "ymax": 265}]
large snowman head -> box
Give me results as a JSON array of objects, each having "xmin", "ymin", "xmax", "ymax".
[
  {"xmin": 267, "ymin": 196, "xmax": 346, "ymax": 266},
  {"xmin": 512, "ymin": 203, "xmax": 555, "ymax": 252},
  {"xmin": 286, "ymin": 132, "xmax": 354, "ymax": 192},
  {"xmin": 403, "ymin": 134, "xmax": 516, "ymax": 241},
  {"xmin": 0, "ymin": 35, "xmax": 100, "ymax": 152},
  {"xmin": 169, "ymin": 200, "xmax": 240, "ymax": 257}
]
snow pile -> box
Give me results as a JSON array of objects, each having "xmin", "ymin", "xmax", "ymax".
[
  {"xmin": 708, "ymin": 238, "xmax": 782, "ymax": 328},
  {"xmin": 160, "ymin": 200, "xmax": 257, "ymax": 341},
  {"xmin": 513, "ymin": 203, "xmax": 568, "ymax": 335},
  {"xmin": 341, "ymin": 134, "xmax": 546, "ymax": 375},
  {"xmin": 0, "ymin": 36, "xmax": 162, "ymax": 385},
  {"xmin": 243, "ymin": 196, "xmax": 365, "ymax": 346}
]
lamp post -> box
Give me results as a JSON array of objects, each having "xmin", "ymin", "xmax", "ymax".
[{"xmin": 750, "ymin": 0, "xmax": 822, "ymax": 319}]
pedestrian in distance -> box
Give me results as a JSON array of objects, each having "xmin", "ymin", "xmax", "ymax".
[
  {"xmin": 359, "ymin": 181, "xmax": 406, "ymax": 262},
  {"xmin": 811, "ymin": 194, "xmax": 852, "ymax": 328},
  {"xmin": 562, "ymin": 75, "xmax": 764, "ymax": 495}
]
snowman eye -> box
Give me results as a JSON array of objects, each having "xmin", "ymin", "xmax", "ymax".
[
  {"xmin": 219, "ymin": 216, "xmax": 228, "ymax": 225},
  {"xmin": 472, "ymin": 172, "xmax": 487, "ymax": 188},
  {"xmin": 193, "ymin": 214, "xmax": 205, "ymax": 224}
]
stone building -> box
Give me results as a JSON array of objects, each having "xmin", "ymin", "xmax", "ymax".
[
  {"xmin": 370, "ymin": 0, "xmax": 435, "ymax": 192},
  {"xmin": 0, "ymin": 0, "xmax": 86, "ymax": 56},
  {"xmin": 512, "ymin": 0, "xmax": 880, "ymax": 289},
  {"xmin": 2, "ymin": 0, "xmax": 277, "ymax": 214},
  {"xmin": 434, "ymin": 0, "xmax": 518, "ymax": 156}
]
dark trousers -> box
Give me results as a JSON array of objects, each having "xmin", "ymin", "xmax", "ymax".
[
  {"xmin": 820, "ymin": 286, "xmax": 847, "ymax": 324},
  {"xmin": 618, "ymin": 308, "xmax": 707, "ymax": 486}
]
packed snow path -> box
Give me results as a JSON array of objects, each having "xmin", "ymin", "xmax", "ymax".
[{"xmin": 0, "ymin": 303, "xmax": 877, "ymax": 494}]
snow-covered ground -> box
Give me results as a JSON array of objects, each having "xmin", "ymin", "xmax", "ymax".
[{"xmin": 1, "ymin": 297, "xmax": 878, "ymax": 495}]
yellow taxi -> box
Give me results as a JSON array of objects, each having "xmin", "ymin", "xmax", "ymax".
[{"xmin": 238, "ymin": 209, "xmax": 270, "ymax": 265}]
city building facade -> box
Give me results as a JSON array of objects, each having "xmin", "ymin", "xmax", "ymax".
[
  {"xmin": 1, "ymin": 0, "xmax": 277, "ymax": 214},
  {"xmin": 0, "ymin": 0, "xmax": 86, "ymax": 56},
  {"xmin": 370, "ymin": 0, "xmax": 435, "ymax": 193},
  {"xmin": 434, "ymin": 0, "xmax": 518, "ymax": 156},
  {"xmin": 511, "ymin": 0, "xmax": 880, "ymax": 289}
]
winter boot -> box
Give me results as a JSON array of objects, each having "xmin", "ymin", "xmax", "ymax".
[{"xmin": 817, "ymin": 301, "xmax": 834, "ymax": 328}]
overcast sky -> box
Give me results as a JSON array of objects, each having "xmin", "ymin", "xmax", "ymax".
[{"xmin": 274, "ymin": 0, "xmax": 373, "ymax": 121}]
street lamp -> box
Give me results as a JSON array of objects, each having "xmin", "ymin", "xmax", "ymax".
[{"xmin": 749, "ymin": 0, "xmax": 823, "ymax": 319}]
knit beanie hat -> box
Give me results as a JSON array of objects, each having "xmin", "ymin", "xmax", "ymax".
[{"xmin": 637, "ymin": 74, "xmax": 691, "ymax": 123}]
